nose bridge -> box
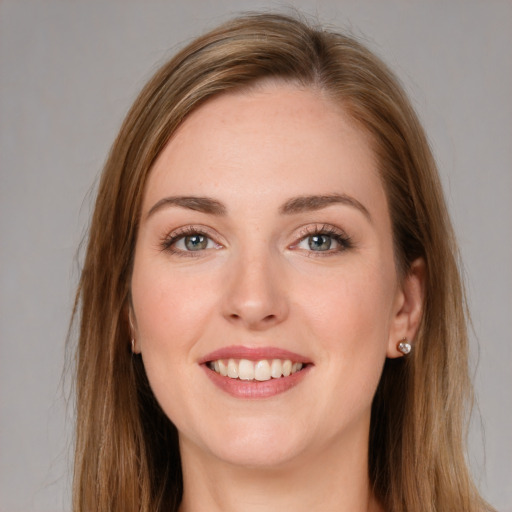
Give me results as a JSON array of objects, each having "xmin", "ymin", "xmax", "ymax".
[{"xmin": 223, "ymin": 242, "xmax": 288, "ymax": 329}]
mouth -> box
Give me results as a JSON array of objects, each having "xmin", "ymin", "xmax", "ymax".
[
  {"xmin": 206, "ymin": 358, "xmax": 306, "ymax": 382},
  {"xmin": 200, "ymin": 346, "xmax": 312, "ymax": 398}
]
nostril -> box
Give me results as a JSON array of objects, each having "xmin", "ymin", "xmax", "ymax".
[{"xmin": 227, "ymin": 312, "xmax": 277, "ymax": 326}]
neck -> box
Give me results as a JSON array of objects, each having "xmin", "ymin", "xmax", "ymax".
[{"xmin": 178, "ymin": 428, "xmax": 383, "ymax": 512}]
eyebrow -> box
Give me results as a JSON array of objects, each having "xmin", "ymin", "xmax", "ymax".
[
  {"xmin": 146, "ymin": 193, "xmax": 371, "ymax": 221},
  {"xmin": 147, "ymin": 196, "xmax": 227, "ymax": 218},
  {"xmin": 280, "ymin": 194, "xmax": 371, "ymax": 221}
]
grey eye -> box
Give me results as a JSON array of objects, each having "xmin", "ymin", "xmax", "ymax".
[
  {"xmin": 184, "ymin": 234, "xmax": 209, "ymax": 251},
  {"xmin": 308, "ymin": 234, "xmax": 333, "ymax": 251}
]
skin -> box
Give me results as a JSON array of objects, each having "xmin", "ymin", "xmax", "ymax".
[{"xmin": 130, "ymin": 83, "xmax": 424, "ymax": 512}]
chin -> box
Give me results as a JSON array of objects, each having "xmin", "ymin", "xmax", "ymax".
[
  {"xmin": 183, "ymin": 416, "xmax": 310, "ymax": 469},
  {"xmin": 211, "ymin": 439, "xmax": 304, "ymax": 469}
]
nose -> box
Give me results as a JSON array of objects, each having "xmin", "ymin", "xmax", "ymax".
[{"xmin": 222, "ymin": 249, "xmax": 289, "ymax": 331}]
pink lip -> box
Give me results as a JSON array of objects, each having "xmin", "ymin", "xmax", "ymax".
[
  {"xmin": 201, "ymin": 363, "xmax": 312, "ymax": 399},
  {"xmin": 198, "ymin": 345, "xmax": 311, "ymax": 364},
  {"xmin": 199, "ymin": 345, "xmax": 313, "ymax": 399}
]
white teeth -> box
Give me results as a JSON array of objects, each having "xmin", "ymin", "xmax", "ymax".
[
  {"xmin": 218, "ymin": 359, "xmax": 228, "ymax": 376},
  {"xmin": 254, "ymin": 360, "xmax": 271, "ymax": 381},
  {"xmin": 292, "ymin": 362, "xmax": 303, "ymax": 373},
  {"xmin": 282, "ymin": 360, "xmax": 292, "ymax": 377},
  {"xmin": 209, "ymin": 358, "xmax": 305, "ymax": 381},
  {"xmin": 270, "ymin": 359, "xmax": 283, "ymax": 378},
  {"xmin": 227, "ymin": 359, "xmax": 238, "ymax": 378},
  {"xmin": 238, "ymin": 359, "xmax": 255, "ymax": 380}
]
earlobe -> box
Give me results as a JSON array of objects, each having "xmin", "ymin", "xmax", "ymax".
[
  {"xmin": 128, "ymin": 307, "xmax": 140, "ymax": 354},
  {"xmin": 387, "ymin": 258, "xmax": 426, "ymax": 358}
]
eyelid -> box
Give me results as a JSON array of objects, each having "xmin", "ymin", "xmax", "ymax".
[
  {"xmin": 159, "ymin": 224, "xmax": 224, "ymax": 254},
  {"xmin": 289, "ymin": 223, "xmax": 354, "ymax": 253},
  {"xmin": 158, "ymin": 222, "xmax": 353, "ymax": 256},
  {"xmin": 293, "ymin": 223, "xmax": 349, "ymax": 241}
]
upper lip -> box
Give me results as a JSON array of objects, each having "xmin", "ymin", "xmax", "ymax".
[{"xmin": 198, "ymin": 345, "xmax": 312, "ymax": 364}]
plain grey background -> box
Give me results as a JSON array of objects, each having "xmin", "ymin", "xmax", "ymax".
[{"xmin": 1, "ymin": 1, "xmax": 511, "ymax": 511}]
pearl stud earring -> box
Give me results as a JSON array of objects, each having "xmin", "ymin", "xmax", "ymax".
[{"xmin": 397, "ymin": 338, "xmax": 412, "ymax": 355}]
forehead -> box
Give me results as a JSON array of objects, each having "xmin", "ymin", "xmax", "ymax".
[{"xmin": 143, "ymin": 83, "xmax": 384, "ymax": 216}]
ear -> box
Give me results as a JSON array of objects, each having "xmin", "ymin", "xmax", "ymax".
[
  {"xmin": 127, "ymin": 306, "xmax": 140, "ymax": 354},
  {"xmin": 386, "ymin": 258, "xmax": 426, "ymax": 358}
]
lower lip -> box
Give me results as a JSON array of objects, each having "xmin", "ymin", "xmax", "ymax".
[{"xmin": 202, "ymin": 364, "xmax": 311, "ymax": 399}]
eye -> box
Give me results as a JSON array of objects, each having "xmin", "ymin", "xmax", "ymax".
[
  {"xmin": 161, "ymin": 226, "xmax": 221, "ymax": 255},
  {"xmin": 175, "ymin": 234, "xmax": 212, "ymax": 251},
  {"xmin": 305, "ymin": 234, "xmax": 335, "ymax": 251},
  {"xmin": 293, "ymin": 225, "xmax": 353, "ymax": 254}
]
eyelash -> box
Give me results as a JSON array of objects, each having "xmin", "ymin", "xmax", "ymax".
[
  {"xmin": 160, "ymin": 223, "xmax": 353, "ymax": 257},
  {"xmin": 160, "ymin": 225, "xmax": 220, "ymax": 257},
  {"xmin": 293, "ymin": 224, "xmax": 354, "ymax": 255}
]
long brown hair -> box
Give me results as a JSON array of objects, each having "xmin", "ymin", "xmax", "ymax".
[{"xmin": 71, "ymin": 12, "xmax": 493, "ymax": 512}]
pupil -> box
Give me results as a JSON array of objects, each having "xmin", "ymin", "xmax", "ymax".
[
  {"xmin": 309, "ymin": 234, "xmax": 331, "ymax": 251},
  {"xmin": 185, "ymin": 235, "xmax": 207, "ymax": 251}
]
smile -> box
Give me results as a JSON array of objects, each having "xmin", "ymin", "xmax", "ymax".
[
  {"xmin": 207, "ymin": 358, "xmax": 304, "ymax": 381},
  {"xmin": 200, "ymin": 346, "xmax": 312, "ymax": 398}
]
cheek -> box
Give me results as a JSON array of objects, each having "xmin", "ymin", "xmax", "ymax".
[
  {"xmin": 299, "ymin": 262, "xmax": 395, "ymax": 376},
  {"xmin": 131, "ymin": 257, "xmax": 220, "ymax": 358},
  {"xmin": 131, "ymin": 244, "xmax": 209, "ymax": 354},
  {"xmin": 296, "ymin": 262, "xmax": 396, "ymax": 345},
  {"xmin": 130, "ymin": 258, "xmax": 219, "ymax": 426},
  {"xmin": 297, "ymin": 264, "xmax": 395, "ymax": 422}
]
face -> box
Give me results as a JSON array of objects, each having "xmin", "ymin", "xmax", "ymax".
[{"xmin": 131, "ymin": 83, "xmax": 416, "ymax": 469}]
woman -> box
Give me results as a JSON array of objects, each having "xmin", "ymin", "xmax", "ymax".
[{"xmin": 71, "ymin": 13, "xmax": 494, "ymax": 512}]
